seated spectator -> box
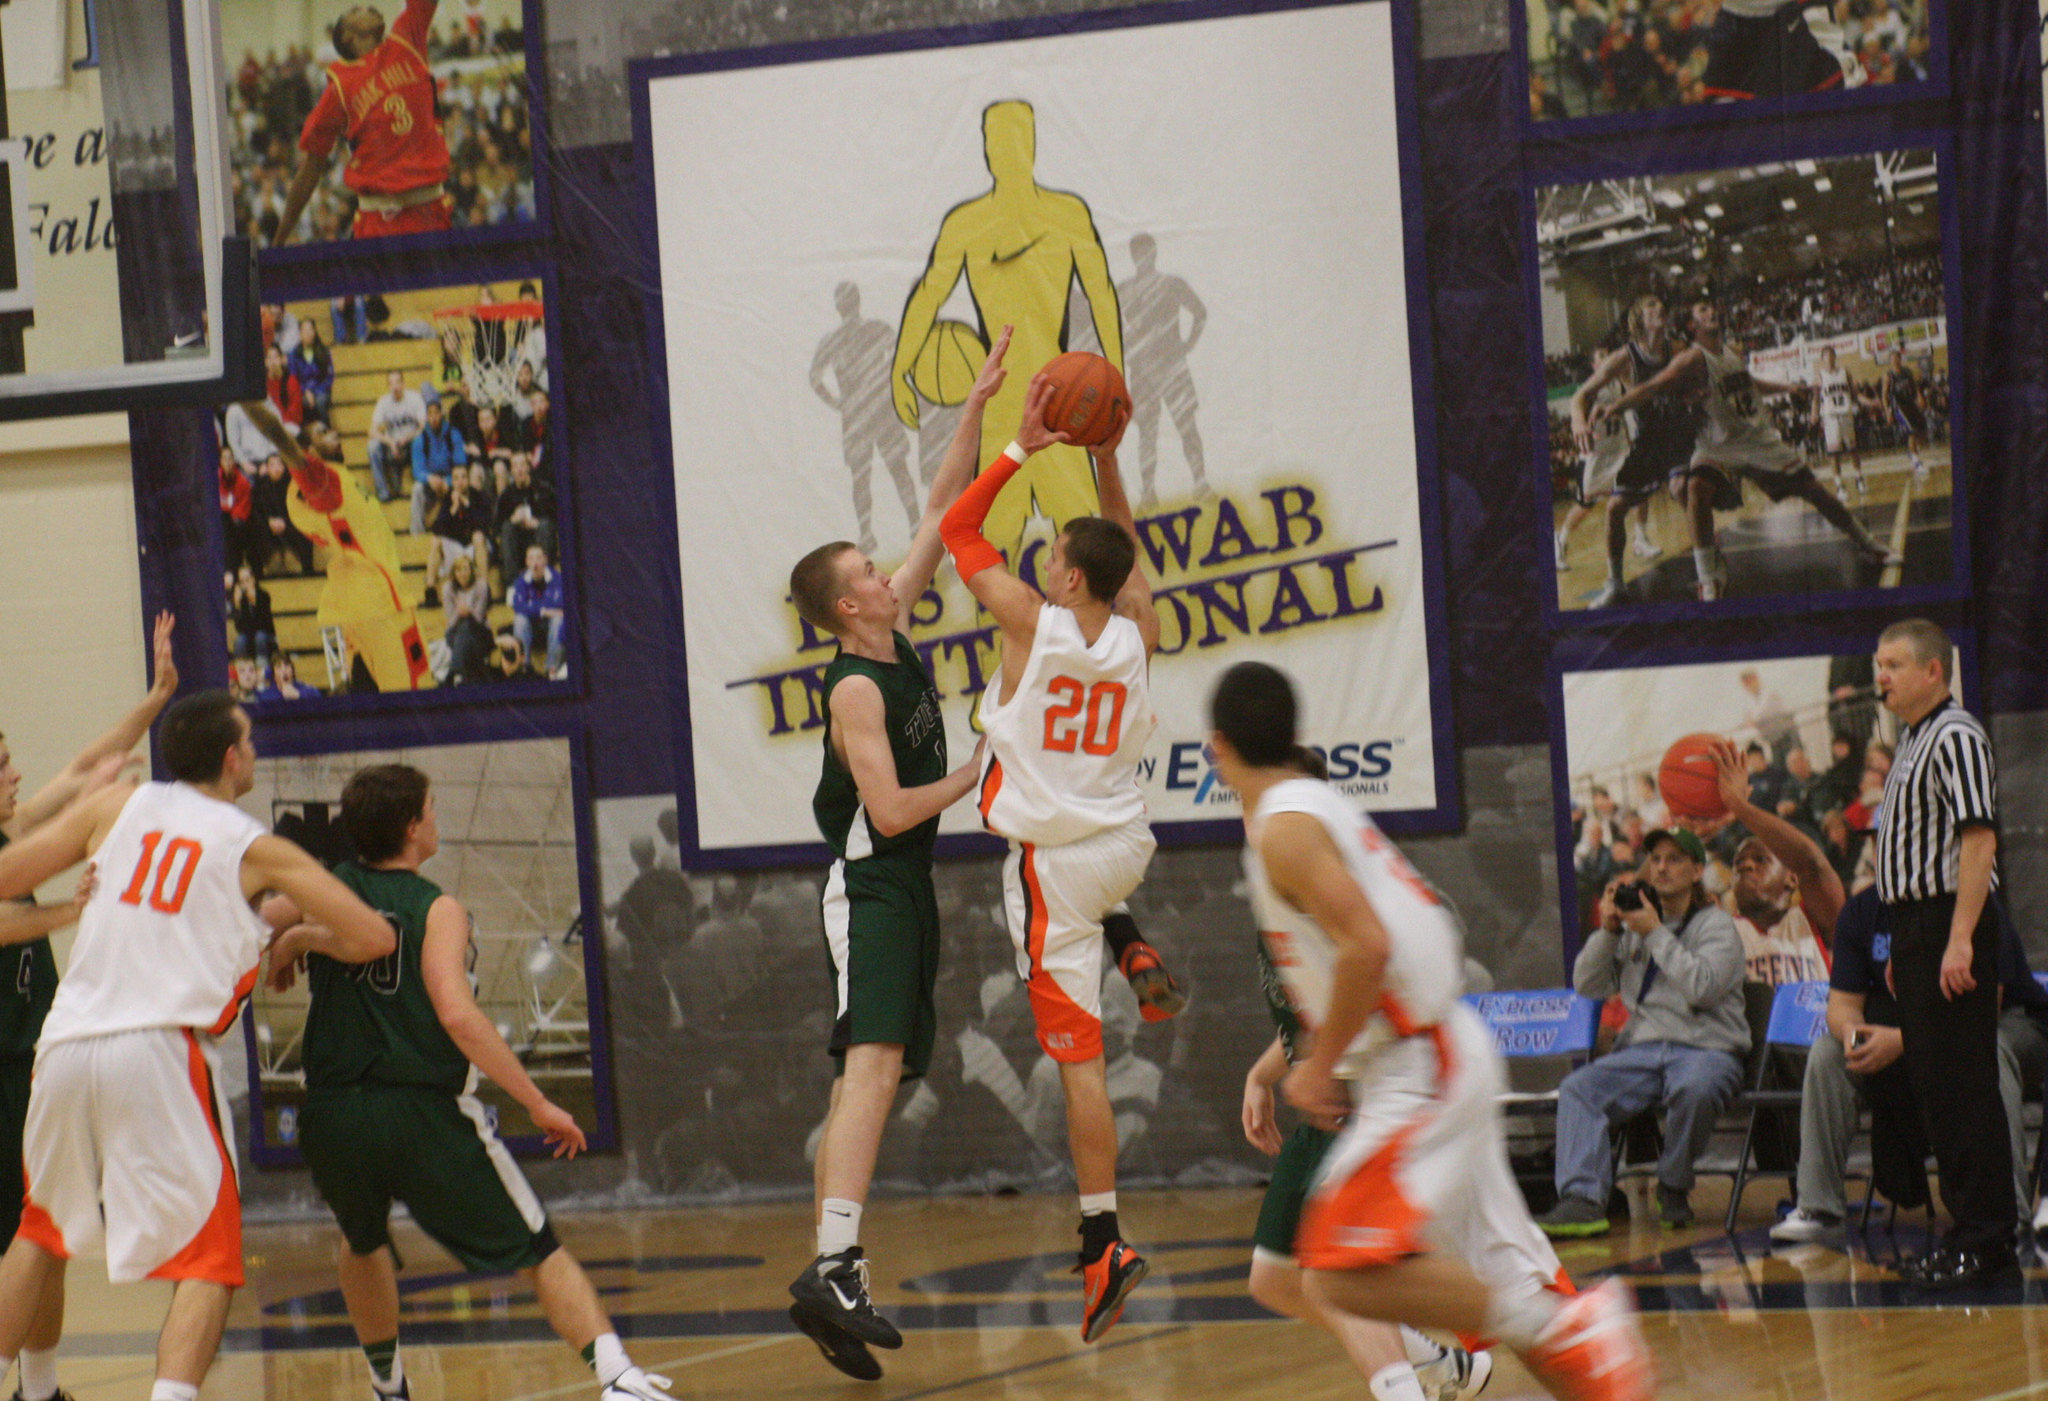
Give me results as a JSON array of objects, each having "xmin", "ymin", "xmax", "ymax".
[
  {"xmin": 256, "ymin": 651, "xmax": 321, "ymax": 703},
  {"xmin": 252, "ymin": 454, "xmax": 315, "ymax": 574},
  {"xmin": 289, "ymin": 321, "xmax": 335, "ymax": 426},
  {"xmin": 509, "ymin": 544, "xmax": 567, "ymax": 679},
  {"xmin": 367, "ymin": 370, "xmax": 427, "ymax": 504},
  {"xmin": 468, "ymin": 403, "xmax": 526, "ymax": 491},
  {"xmin": 222, "ymin": 400, "xmax": 275, "ymax": 471},
  {"xmin": 1770, "ymin": 891, "xmax": 2048, "ymax": 1241},
  {"xmin": 487, "ymin": 629, "xmax": 526, "ymax": 680},
  {"xmin": 230, "ymin": 654, "xmax": 268, "ymax": 703},
  {"xmin": 510, "ymin": 361, "xmax": 540, "ymax": 428},
  {"xmin": 1537, "ymin": 827, "xmax": 1748, "ymax": 1236},
  {"xmin": 441, "ymin": 552, "xmax": 495, "ymax": 685},
  {"xmin": 228, "ymin": 565, "xmax": 276, "ymax": 665},
  {"xmin": 264, "ymin": 343, "xmax": 304, "ymax": 433},
  {"xmin": 428, "ymin": 464, "xmax": 494, "ymax": 602},
  {"xmin": 441, "ymin": 372, "xmax": 481, "ymax": 444},
  {"xmin": 218, "ymin": 447, "xmax": 264, "ymax": 577},
  {"xmin": 495, "ymin": 453, "xmax": 556, "ymax": 574},
  {"xmin": 410, "ymin": 397, "xmax": 469, "ymax": 537}
]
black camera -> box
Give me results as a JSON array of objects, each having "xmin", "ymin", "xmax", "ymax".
[{"xmin": 1611, "ymin": 879, "xmax": 1660, "ymax": 915}]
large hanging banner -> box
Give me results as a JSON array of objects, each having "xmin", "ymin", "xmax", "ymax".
[{"xmin": 637, "ymin": 0, "xmax": 1453, "ymax": 857}]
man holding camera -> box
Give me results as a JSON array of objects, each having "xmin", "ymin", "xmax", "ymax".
[{"xmin": 1538, "ymin": 828, "xmax": 1748, "ymax": 1236}]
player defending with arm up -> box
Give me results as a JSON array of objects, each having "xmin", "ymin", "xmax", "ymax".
[
  {"xmin": 0, "ymin": 691, "xmax": 392, "ymax": 1401},
  {"xmin": 263, "ymin": 766, "xmax": 671, "ymax": 1401},
  {"xmin": 937, "ymin": 372, "xmax": 1170, "ymax": 1343},
  {"xmin": 781, "ymin": 329, "xmax": 1009, "ymax": 1381}
]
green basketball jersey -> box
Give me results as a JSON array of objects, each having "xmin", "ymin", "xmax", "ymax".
[
  {"xmin": 304, "ymin": 862, "xmax": 470, "ymax": 1095},
  {"xmin": 812, "ymin": 632, "xmax": 948, "ymax": 861},
  {"xmin": 0, "ymin": 834, "xmax": 55, "ymax": 1059},
  {"xmin": 1257, "ymin": 940, "xmax": 1306, "ymax": 1063}
]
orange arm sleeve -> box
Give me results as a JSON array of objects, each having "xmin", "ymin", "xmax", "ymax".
[{"xmin": 940, "ymin": 444, "xmax": 1026, "ymax": 582}]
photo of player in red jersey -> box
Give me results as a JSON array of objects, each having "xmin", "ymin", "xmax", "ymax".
[{"xmin": 224, "ymin": 0, "xmax": 533, "ymax": 248}]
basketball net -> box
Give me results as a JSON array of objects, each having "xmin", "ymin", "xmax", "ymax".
[{"xmin": 432, "ymin": 300, "xmax": 543, "ymax": 409}]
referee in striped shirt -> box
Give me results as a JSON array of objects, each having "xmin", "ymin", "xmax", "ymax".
[{"xmin": 1872, "ymin": 618, "xmax": 2017, "ymax": 1287}]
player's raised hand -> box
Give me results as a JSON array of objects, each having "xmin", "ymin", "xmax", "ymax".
[
  {"xmin": 1014, "ymin": 373, "xmax": 1074, "ymax": 456},
  {"xmin": 967, "ymin": 325, "xmax": 1014, "ymax": 407},
  {"xmin": 1709, "ymin": 737, "xmax": 1752, "ymax": 813},
  {"xmin": 149, "ymin": 612, "xmax": 178, "ymax": 698},
  {"xmin": 532, "ymin": 1099, "xmax": 588, "ymax": 1158}
]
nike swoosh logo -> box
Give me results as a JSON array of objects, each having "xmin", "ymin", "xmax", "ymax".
[
  {"xmin": 991, "ymin": 237, "xmax": 1043, "ymax": 264},
  {"xmin": 828, "ymin": 1278, "xmax": 862, "ymax": 1312}
]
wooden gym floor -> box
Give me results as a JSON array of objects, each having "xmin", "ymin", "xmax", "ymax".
[{"xmin": 38, "ymin": 1178, "xmax": 2048, "ymax": 1400}]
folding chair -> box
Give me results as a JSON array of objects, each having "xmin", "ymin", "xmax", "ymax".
[
  {"xmin": 1723, "ymin": 979, "xmax": 1830, "ymax": 1233},
  {"xmin": 1464, "ymin": 990, "xmax": 1602, "ymax": 1211}
]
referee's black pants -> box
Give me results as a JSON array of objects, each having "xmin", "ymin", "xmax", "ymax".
[{"xmin": 1887, "ymin": 894, "xmax": 2017, "ymax": 1254}]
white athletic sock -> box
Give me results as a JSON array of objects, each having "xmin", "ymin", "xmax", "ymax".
[
  {"xmin": 1079, "ymin": 1191, "xmax": 1118, "ymax": 1216},
  {"xmin": 16, "ymin": 1349, "xmax": 54, "ymax": 1401},
  {"xmin": 588, "ymin": 1332, "xmax": 630, "ymax": 1387},
  {"xmin": 818, "ymin": 1198, "xmax": 862, "ymax": 1256},
  {"xmin": 1367, "ymin": 1362, "xmax": 1429, "ymax": 1401},
  {"xmin": 1691, "ymin": 546, "xmax": 1716, "ymax": 586},
  {"xmin": 1484, "ymin": 1288, "xmax": 1559, "ymax": 1352},
  {"xmin": 150, "ymin": 1382, "xmax": 200, "ymax": 1401},
  {"xmin": 1399, "ymin": 1325, "xmax": 1447, "ymax": 1368}
]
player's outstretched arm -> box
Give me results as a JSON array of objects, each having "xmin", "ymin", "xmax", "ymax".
[
  {"xmin": 1569, "ymin": 346, "xmax": 1633, "ymax": 454},
  {"xmin": 243, "ymin": 836, "xmax": 396, "ymax": 962},
  {"xmin": 239, "ymin": 399, "xmax": 305, "ymax": 468},
  {"xmin": 0, "ymin": 780, "xmax": 131, "ymax": 901},
  {"xmin": 940, "ymin": 374, "xmax": 1069, "ymax": 648},
  {"xmin": 274, "ymin": 152, "xmax": 332, "ymax": 250},
  {"xmin": 1709, "ymin": 738, "xmax": 1845, "ymax": 942},
  {"xmin": 420, "ymin": 896, "xmax": 588, "ymax": 1158},
  {"xmin": 0, "ymin": 866, "xmax": 94, "ymax": 948},
  {"xmin": 8, "ymin": 614, "xmax": 177, "ymax": 838},
  {"xmin": 890, "ymin": 217, "xmax": 970, "ymax": 429},
  {"xmin": 1089, "ymin": 418, "xmax": 1160, "ymax": 655},
  {"xmin": 1263, "ymin": 813, "xmax": 1391, "ymax": 1128},
  {"xmin": 890, "ymin": 325, "xmax": 1015, "ymax": 630},
  {"xmin": 831, "ymin": 677, "xmax": 981, "ymax": 836},
  {"xmin": 1600, "ymin": 345, "xmax": 1703, "ymax": 422}
]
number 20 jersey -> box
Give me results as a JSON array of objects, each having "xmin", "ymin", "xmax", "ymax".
[
  {"xmin": 1243, "ymin": 777, "xmax": 1466, "ymax": 1079},
  {"xmin": 39, "ymin": 783, "xmax": 270, "ymax": 1050},
  {"xmin": 976, "ymin": 603, "xmax": 1157, "ymax": 847}
]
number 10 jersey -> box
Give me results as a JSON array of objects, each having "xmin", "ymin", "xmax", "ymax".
[
  {"xmin": 976, "ymin": 603, "xmax": 1157, "ymax": 847},
  {"xmin": 40, "ymin": 782, "xmax": 269, "ymax": 1050}
]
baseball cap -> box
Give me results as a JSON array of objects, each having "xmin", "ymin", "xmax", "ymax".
[{"xmin": 1643, "ymin": 827, "xmax": 1707, "ymax": 865}]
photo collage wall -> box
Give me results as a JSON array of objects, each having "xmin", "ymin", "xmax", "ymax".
[
  {"xmin": 1516, "ymin": 0, "xmax": 1968, "ymax": 954},
  {"xmin": 189, "ymin": 0, "xmax": 609, "ymax": 1160}
]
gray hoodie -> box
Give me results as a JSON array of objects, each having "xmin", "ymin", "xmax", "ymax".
[{"xmin": 1573, "ymin": 898, "xmax": 1748, "ymax": 1056}]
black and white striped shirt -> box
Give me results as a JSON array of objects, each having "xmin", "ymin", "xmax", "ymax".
[{"xmin": 1875, "ymin": 698, "xmax": 1999, "ymax": 902}]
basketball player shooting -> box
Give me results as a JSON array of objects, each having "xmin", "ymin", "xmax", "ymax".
[
  {"xmin": 241, "ymin": 401, "xmax": 432, "ymax": 693},
  {"xmin": 277, "ymin": 1, "xmax": 453, "ymax": 246},
  {"xmin": 939, "ymin": 372, "xmax": 1162, "ymax": 1342}
]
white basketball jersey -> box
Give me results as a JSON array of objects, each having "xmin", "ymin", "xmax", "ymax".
[
  {"xmin": 1733, "ymin": 903, "xmax": 1830, "ymax": 987},
  {"xmin": 1819, "ymin": 366, "xmax": 1855, "ymax": 417},
  {"xmin": 976, "ymin": 603, "xmax": 1156, "ymax": 847},
  {"xmin": 1697, "ymin": 343, "xmax": 1785, "ymax": 447},
  {"xmin": 1243, "ymin": 778, "xmax": 1466, "ymax": 1078},
  {"xmin": 1718, "ymin": 0, "xmax": 1790, "ymax": 15},
  {"xmin": 40, "ymin": 783, "xmax": 270, "ymax": 1049}
]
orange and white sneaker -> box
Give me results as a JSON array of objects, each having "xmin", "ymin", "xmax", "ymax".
[
  {"xmin": 1523, "ymin": 1278, "xmax": 1655, "ymax": 1401},
  {"xmin": 1076, "ymin": 1240, "xmax": 1149, "ymax": 1342},
  {"xmin": 1117, "ymin": 941, "xmax": 1187, "ymax": 1023}
]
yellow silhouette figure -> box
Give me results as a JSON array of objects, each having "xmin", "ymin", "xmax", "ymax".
[{"xmin": 891, "ymin": 100, "xmax": 1122, "ymax": 559}]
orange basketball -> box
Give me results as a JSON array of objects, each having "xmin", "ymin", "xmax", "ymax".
[
  {"xmin": 1658, "ymin": 732, "xmax": 1727, "ymax": 822},
  {"xmin": 1038, "ymin": 352, "xmax": 1131, "ymax": 448}
]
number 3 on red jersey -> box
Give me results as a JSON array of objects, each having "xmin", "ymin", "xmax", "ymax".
[
  {"xmin": 118, "ymin": 831, "xmax": 204, "ymax": 915},
  {"xmin": 1042, "ymin": 677, "xmax": 1128, "ymax": 755}
]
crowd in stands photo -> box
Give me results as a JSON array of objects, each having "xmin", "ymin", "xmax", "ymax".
[{"xmin": 215, "ymin": 281, "xmax": 565, "ymax": 697}]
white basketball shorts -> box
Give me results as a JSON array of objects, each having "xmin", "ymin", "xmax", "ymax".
[{"xmin": 1001, "ymin": 816, "xmax": 1157, "ymax": 1063}]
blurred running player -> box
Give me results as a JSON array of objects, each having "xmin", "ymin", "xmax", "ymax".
[
  {"xmin": 277, "ymin": 1, "xmax": 453, "ymax": 245},
  {"xmin": 1213, "ymin": 661, "xmax": 1653, "ymax": 1401}
]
